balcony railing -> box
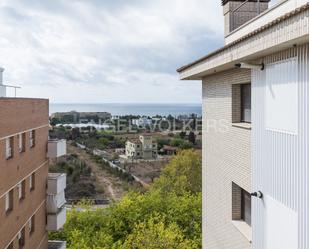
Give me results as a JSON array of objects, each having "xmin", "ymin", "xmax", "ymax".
[
  {"xmin": 47, "ymin": 173, "xmax": 66, "ymax": 195},
  {"xmin": 46, "ymin": 173, "xmax": 67, "ymax": 231},
  {"xmin": 47, "ymin": 191, "xmax": 66, "ymax": 213},
  {"xmin": 0, "ymin": 84, "xmax": 21, "ymax": 97},
  {"xmin": 46, "ymin": 207, "xmax": 66, "ymax": 231},
  {"xmin": 47, "ymin": 139, "xmax": 67, "ymax": 158}
]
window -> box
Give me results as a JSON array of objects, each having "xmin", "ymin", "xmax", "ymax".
[
  {"xmin": 241, "ymin": 189, "xmax": 251, "ymax": 226},
  {"xmin": 29, "ymin": 173, "xmax": 35, "ymax": 191},
  {"xmin": 5, "ymin": 189, "xmax": 14, "ymax": 213},
  {"xmin": 29, "ymin": 130, "xmax": 35, "ymax": 148},
  {"xmin": 17, "ymin": 227, "xmax": 25, "ymax": 248},
  {"xmin": 241, "ymin": 84, "xmax": 251, "ymax": 123},
  {"xmin": 17, "ymin": 180, "xmax": 26, "ymax": 200},
  {"xmin": 232, "ymin": 182, "xmax": 251, "ymax": 226},
  {"xmin": 5, "ymin": 137, "xmax": 13, "ymax": 159},
  {"xmin": 232, "ymin": 83, "xmax": 251, "ymax": 124},
  {"xmin": 29, "ymin": 215, "xmax": 35, "ymax": 235},
  {"xmin": 6, "ymin": 242, "xmax": 13, "ymax": 249},
  {"xmin": 18, "ymin": 133, "xmax": 26, "ymax": 153}
]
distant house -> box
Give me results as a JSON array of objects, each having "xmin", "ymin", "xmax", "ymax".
[
  {"xmin": 160, "ymin": 145, "xmax": 177, "ymax": 155},
  {"xmin": 125, "ymin": 134, "xmax": 157, "ymax": 159},
  {"xmin": 132, "ymin": 117, "xmax": 152, "ymax": 127}
]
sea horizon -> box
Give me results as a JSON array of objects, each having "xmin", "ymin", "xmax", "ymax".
[{"xmin": 50, "ymin": 103, "xmax": 202, "ymax": 116}]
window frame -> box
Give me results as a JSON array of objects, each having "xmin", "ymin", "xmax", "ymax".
[
  {"xmin": 241, "ymin": 189, "xmax": 252, "ymax": 226},
  {"xmin": 5, "ymin": 189, "xmax": 14, "ymax": 214},
  {"xmin": 240, "ymin": 83, "xmax": 252, "ymax": 123},
  {"xmin": 17, "ymin": 180, "xmax": 26, "ymax": 201},
  {"xmin": 29, "ymin": 173, "xmax": 35, "ymax": 191},
  {"xmin": 5, "ymin": 137, "xmax": 14, "ymax": 160},
  {"xmin": 18, "ymin": 133, "xmax": 26, "ymax": 153},
  {"xmin": 232, "ymin": 182, "xmax": 251, "ymax": 226},
  {"xmin": 18, "ymin": 227, "xmax": 25, "ymax": 248},
  {"xmin": 29, "ymin": 215, "xmax": 35, "ymax": 235},
  {"xmin": 29, "ymin": 130, "xmax": 35, "ymax": 148}
]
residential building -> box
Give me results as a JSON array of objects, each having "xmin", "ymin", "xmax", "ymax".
[
  {"xmin": 178, "ymin": 0, "xmax": 309, "ymax": 249},
  {"xmin": 0, "ymin": 69, "xmax": 67, "ymax": 249},
  {"xmin": 51, "ymin": 111, "xmax": 112, "ymax": 123},
  {"xmin": 125, "ymin": 134, "xmax": 157, "ymax": 159},
  {"xmin": 132, "ymin": 117, "xmax": 152, "ymax": 127},
  {"xmin": 160, "ymin": 145, "xmax": 178, "ymax": 155}
]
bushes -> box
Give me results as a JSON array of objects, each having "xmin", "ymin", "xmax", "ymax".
[
  {"xmin": 50, "ymin": 150, "xmax": 202, "ymax": 249},
  {"xmin": 50, "ymin": 156, "xmax": 101, "ymax": 199},
  {"xmin": 98, "ymin": 160, "xmax": 135, "ymax": 183}
]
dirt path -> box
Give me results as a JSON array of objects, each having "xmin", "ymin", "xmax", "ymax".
[{"xmin": 68, "ymin": 144, "xmax": 125, "ymax": 201}]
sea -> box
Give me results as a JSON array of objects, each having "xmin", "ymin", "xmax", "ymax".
[{"xmin": 50, "ymin": 103, "xmax": 202, "ymax": 116}]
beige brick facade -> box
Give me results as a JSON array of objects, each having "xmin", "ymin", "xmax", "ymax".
[{"xmin": 202, "ymin": 69, "xmax": 251, "ymax": 249}]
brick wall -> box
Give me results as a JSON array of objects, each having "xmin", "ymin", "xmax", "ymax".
[
  {"xmin": 0, "ymin": 98, "xmax": 49, "ymax": 249},
  {"xmin": 202, "ymin": 68, "xmax": 251, "ymax": 249}
]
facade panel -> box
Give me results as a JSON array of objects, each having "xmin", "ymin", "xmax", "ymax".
[
  {"xmin": 252, "ymin": 45, "xmax": 309, "ymax": 249},
  {"xmin": 202, "ymin": 69, "xmax": 251, "ymax": 249}
]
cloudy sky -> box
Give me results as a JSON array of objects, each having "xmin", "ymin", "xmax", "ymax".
[{"xmin": 0, "ymin": 0, "xmax": 224, "ymax": 103}]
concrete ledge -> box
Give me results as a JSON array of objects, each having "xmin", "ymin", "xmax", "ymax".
[
  {"xmin": 232, "ymin": 122, "xmax": 252, "ymax": 130},
  {"xmin": 231, "ymin": 220, "xmax": 252, "ymax": 242}
]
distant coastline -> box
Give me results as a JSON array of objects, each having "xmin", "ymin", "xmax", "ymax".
[{"xmin": 49, "ymin": 103, "xmax": 202, "ymax": 116}]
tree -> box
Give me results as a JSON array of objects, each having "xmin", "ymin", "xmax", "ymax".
[
  {"xmin": 50, "ymin": 149, "xmax": 202, "ymax": 248},
  {"xmin": 145, "ymin": 171, "xmax": 160, "ymax": 183},
  {"xmin": 153, "ymin": 149, "xmax": 202, "ymax": 195},
  {"xmin": 122, "ymin": 216, "xmax": 199, "ymax": 249},
  {"xmin": 71, "ymin": 128, "xmax": 80, "ymax": 140},
  {"xmin": 188, "ymin": 131, "xmax": 196, "ymax": 145},
  {"xmin": 179, "ymin": 131, "xmax": 186, "ymax": 139}
]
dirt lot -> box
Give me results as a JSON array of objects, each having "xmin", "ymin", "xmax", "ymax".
[
  {"xmin": 121, "ymin": 158, "xmax": 170, "ymax": 184},
  {"xmin": 68, "ymin": 144, "xmax": 128, "ymax": 201}
]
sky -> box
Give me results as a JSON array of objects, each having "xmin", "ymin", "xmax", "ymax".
[{"xmin": 0, "ymin": 0, "xmax": 224, "ymax": 103}]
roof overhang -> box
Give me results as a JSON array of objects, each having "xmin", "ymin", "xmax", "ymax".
[{"xmin": 177, "ymin": 2, "xmax": 309, "ymax": 80}]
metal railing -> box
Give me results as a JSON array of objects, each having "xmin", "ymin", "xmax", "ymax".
[{"xmin": 0, "ymin": 84, "xmax": 21, "ymax": 97}]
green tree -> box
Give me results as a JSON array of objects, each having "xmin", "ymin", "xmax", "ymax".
[
  {"xmin": 50, "ymin": 149, "xmax": 202, "ymax": 248},
  {"xmin": 123, "ymin": 216, "xmax": 199, "ymax": 249},
  {"xmin": 188, "ymin": 131, "xmax": 196, "ymax": 145},
  {"xmin": 153, "ymin": 149, "xmax": 202, "ymax": 195}
]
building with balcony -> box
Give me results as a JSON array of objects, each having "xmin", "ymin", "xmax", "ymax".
[
  {"xmin": 125, "ymin": 134, "xmax": 158, "ymax": 160},
  {"xmin": 0, "ymin": 70, "xmax": 67, "ymax": 249},
  {"xmin": 178, "ymin": 0, "xmax": 309, "ymax": 249}
]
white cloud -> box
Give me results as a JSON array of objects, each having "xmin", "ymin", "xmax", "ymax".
[{"xmin": 0, "ymin": 0, "xmax": 223, "ymax": 103}]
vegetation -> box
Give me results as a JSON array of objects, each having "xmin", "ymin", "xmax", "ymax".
[
  {"xmin": 50, "ymin": 150, "xmax": 202, "ymax": 249},
  {"xmin": 50, "ymin": 155, "xmax": 103, "ymax": 199},
  {"xmin": 91, "ymin": 155, "xmax": 136, "ymax": 183}
]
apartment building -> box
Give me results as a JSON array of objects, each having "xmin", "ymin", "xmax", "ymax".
[
  {"xmin": 0, "ymin": 71, "xmax": 67, "ymax": 249},
  {"xmin": 178, "ymin": 0, "xmax": 309, "ymax": 249},
  {"xmin": 125, "ymin": 134, "xmax": 157, "ymax": 160}
]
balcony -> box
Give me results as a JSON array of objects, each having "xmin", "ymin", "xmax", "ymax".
[
  {"xmin": 0, "ymin": 84, "xmax": 21, "ymax": 97},
  {"xmin": 47, "ymin": 139, "xmax": 67, "ymax": 158},
  {"xmin": 47, "ymin": 191, "xmax": 66, "ymax": 213},
  {"xmin": 46, "ymin": 207, "xmax": 66, "ymax": 231},
  {"xmin": 225, "ymin": 0, "xmax": 308, "ymax": 44},
  {"xmin": 48, "ymin": 241, "xmax": 66, "ymax": 249},
  {"xmin": 47, "ymin": 173, "xmax": 66, "ymax": 195}
]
